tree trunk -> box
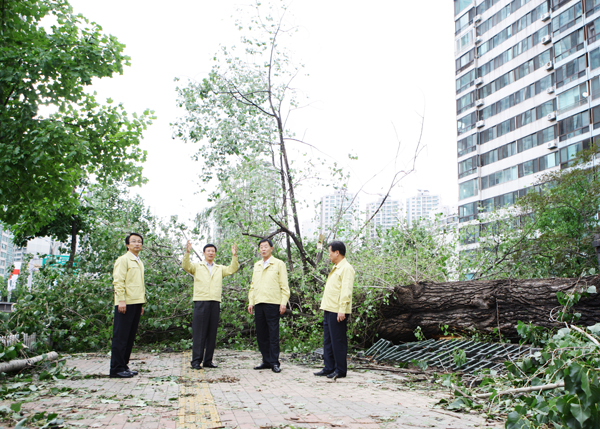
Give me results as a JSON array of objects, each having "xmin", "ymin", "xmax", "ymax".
[
  {"xmin": 377, "ymin": 276, "xmax": 600, "ymax": 342},
  {"xmin": 67, "ymin": 217, "xmax": 78, "ymax": 269}
]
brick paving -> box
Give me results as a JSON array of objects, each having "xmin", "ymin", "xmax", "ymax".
[{"xmin": 0, "ymin": 350, "xmax": 503, "ymax": 428}]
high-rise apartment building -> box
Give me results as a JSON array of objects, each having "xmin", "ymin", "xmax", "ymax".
[
  {"xmin": 365, "ymin": 197, "xmax": 403, "ymax": 238},
  {"xmin": 455, "ymin": 0, "xmax": 600, "ymax": 225},
  {"xmin": 320, "ymin": 190, "xmax": 359, "ymax": 236},
  {"xmin": 406, "ymin": 190, "xmax": 440, "ymax": 227}
]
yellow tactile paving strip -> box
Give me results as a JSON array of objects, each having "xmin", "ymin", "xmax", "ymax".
[{"xmin": 177, "ymin": 351, "xmax": 222, "ymax": 429}]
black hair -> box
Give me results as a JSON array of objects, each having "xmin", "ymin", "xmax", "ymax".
[
  {"xmin": 126, "ymin": 232, "xmax": 144, "ymax": 245},
  {"xmin": 328, "ymin": 240, "xmax": 346, "ymax": 256},
  {"xmin": 203, "ymin": 243, "xmax": 217, "ymax": 252},
  {"xmin": 258, "ymin": 238, "xmax": 273, "ymax": 248}
]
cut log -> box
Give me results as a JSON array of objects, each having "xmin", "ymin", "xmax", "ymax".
[
  {"xmin": 377, "ymin": 276, "xmax": 600, "ymax": 342},
  {"xmin": 0, "ymin": 351, "xmax": 59, "ymax": 373}
]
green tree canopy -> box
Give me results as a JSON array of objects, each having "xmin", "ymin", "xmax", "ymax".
[{"xmin": 0, "ymin": 0, "xmax": 153, "ymax": 242}]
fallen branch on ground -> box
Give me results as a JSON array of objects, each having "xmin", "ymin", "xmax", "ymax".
[
  {"xmin": 475, "ymin": 381, "xmax": 565, "ymax": 398},
  {"xmin": 0, "ymin": 351, "xmax": 59, "ymax": 373}
]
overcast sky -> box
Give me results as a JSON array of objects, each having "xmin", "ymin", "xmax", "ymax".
[{"xmin": 68, "ymin": 0, "xmax": 458, "ymax": 223}]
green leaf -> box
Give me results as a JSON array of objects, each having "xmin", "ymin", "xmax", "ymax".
[{"xmin": 570, "ymin": 403, "xmax": 591, "ymax": 426}]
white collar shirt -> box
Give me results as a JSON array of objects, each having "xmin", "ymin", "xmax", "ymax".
[{"xmin": 262, "ymin": 257, "xmax": 272, "ymax": 269}]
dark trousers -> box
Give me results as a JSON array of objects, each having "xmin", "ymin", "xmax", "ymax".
[
  {"xmin": 110, "ymin": 303, "xmax": 142, "ymax": 376},
  {"xmin": 254, "ymin": 303, "xmax": 281, "ymax": 367},
  {"xmin": 191, "ymin": 300, "xmax": 220, "ymax": 366},
  {"xmin": 323, "ymin": 310, "xmax": 348, "ymax": 375}
]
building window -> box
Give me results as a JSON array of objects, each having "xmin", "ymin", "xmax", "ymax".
[
  {"xmin": 455, "ymin": 0, "xmax": 472, "ymax": 16},
  {"xmin": 591, "ymin": 47, "xmax": 600, "ymax": 71},
  {"xmin": 456, "ymin": 49, "xmax": 475, "ymax": 74},
  {"xmin": 587, "ymin": 0, "xmax": 600, "ymax": 16},
  {"xmin": 480, "ymin": 142, "xmax": 517, "ymax": 167},
  {"xmin": 458, "ymin": 112, "xmax": 478, "ymax": 135},
  {"xmin": 557, "ymin": 83, "xmax": 588, "ymax": 113},
  {"xmin": 518, "ymin": 152, "xmax": 559, "ymax": 177},
  {"xmin": 555, "ymin": 55, "xmax": 586, "ymax": 89},
  {"xmin": 554, "ymin": 28, "xmax": 584, "ymax": 62},
  {"xmin": 560, "ymin": 139, "xmax": 590, "ymax": 168},
  {"xmin": 459, "ymin": 178, "xmax": 479, "ymax": 200},
  {"xmin": 457, "ymin": 91, "xmax": 475, "ymax": 115},
  {"xmin": 558, "ymin": 111, "xmax": 590, "ymax": 141},
  {"xmin": 587, "ymin": 15, "xmax": 600, "ymax": 44},
  {"xmin": 459, "ymin": 201, "xmax": 478, "ymax": 223},
  {"xmin": 481, "ymin": 166, "xmax": 517, "ymax": 190},
  {"xmin": 456, "ymin": 10, "xmax": 474, "ymax": 35},
  {"xmin": 458, "ymin": 156, "xmax": 478, "ymax": 178},
  {"xmin": 457, "ymin": 69, "xmax": 476, "ymax": 95},
  {"xmin": 552, "ymin": 2, "xmax": 583, "ymax": 37},
  {"xmin": 458, "ymin": 134, "xmax": 477, "ymax": 157}
]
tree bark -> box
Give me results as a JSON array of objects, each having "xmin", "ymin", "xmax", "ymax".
[
  {"xmin": 0, "ymin": 351, "xmax": 59, "ymax": 373},
  {"xmin": 377, "ymin": 276, "xmax": 600, "ymax": 342}
]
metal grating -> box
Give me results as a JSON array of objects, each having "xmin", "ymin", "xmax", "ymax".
[{"xmin": 365, "ymin": 338, "xmax": 538, "ymax": 374}]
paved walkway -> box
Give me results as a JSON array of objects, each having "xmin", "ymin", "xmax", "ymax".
[{"xmin": 1, "ymin": 350, "xmax": 502, "ymax": 429}]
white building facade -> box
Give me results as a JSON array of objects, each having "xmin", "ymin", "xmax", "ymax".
[
  {"xmin": 455, "ymin": 0, "xmax": 600, "ymax": 228},
  {"xmin": 365, "ymin": 198, "xmax": 404, "ymax": 238},
  {"xmin": 406, "ymin": 190, "xmax": 441, "ymax": 227},
  {"xmin": 0, "ymin": 225, "xmax": 15, "ymax": 278},
  {"xmin": 320, "ymin": 190, "xmax": 359, "ymax": 237}
]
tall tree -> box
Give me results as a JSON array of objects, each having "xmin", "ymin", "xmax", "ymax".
[
  {"xmin": 0, "ymin": 0, "xmax": 153, "ymax": 261},
  {"xmin": 174, "ymin": 2, "xmax": 316, "ymax": 271}
]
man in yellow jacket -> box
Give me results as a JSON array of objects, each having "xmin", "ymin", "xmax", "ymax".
[
  {"xmin": 247, "ymin": 239, "xmax": 290, "ymax": 373},
  {"xmin": 182, "ymin": 241, "xmax": 239, "ymax": 369},
  {"xmin": 110, "ymin": 233, "xmax": 146, "ymax": 378},
  {"xmin": 314, "ymin": 241, "xmax": 355, "ymax": 379}
]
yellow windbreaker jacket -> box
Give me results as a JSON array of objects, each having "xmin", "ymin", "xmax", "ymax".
[
  {"xmin": 248, "ymin": 257, "xmax": 290, "ymax": 306},
  {"xmin": 181, "ymin": 252, "xmax": 239, "ymax": 302},
  {"xmin": 320, "ymin": 258, "xmax": 355, "ymax": 314},
  {"xmin": 113, "ymin": 251, "xmax": 146, "ymax": 305}
]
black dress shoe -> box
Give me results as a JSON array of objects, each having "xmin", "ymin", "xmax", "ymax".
[
  {"xmin": 272, "ymin": 365, "xmax": 281, "ymax": 373},
  {"xmin": 254, "ymin": 362, "xmax": 271, "ymax": 370},
  {"xmin": 327, "ymin": 371, "xmax": 346, "ymax": 379},
  {"xmin": 191, "ymin": 363, "xmax": 202, "ymax": 370},
  {"xmin": 314, "ymin": 369, "xmax": 333, "ymax": 376},
  {"xmin": 203, "ymin": 362, "xmax": 218, "ymax": 369},
  {"xmin": 126, "ymin": 369, "xmax": 138, "ymax": 376},
  {"xmin": 110, "ymin": 371, "xmax": 133, "ymax": 378}
]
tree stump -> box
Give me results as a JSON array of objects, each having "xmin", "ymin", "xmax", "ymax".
[{"xmin": 377, "ymin": 276, "xmax": 600, "ymax": 342}]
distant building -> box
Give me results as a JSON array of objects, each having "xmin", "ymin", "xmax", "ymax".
[
  {"xmin": 365, "ymin": 197, "xmax": 404, "ymax": 239},
  {"xmin": 0, "ymin": 224, "xmax": 15, "ymax": 278},
  {"xmin": 429, "ymin": 205, "xmax": 459, "ymax": 229},
  {"xmin": 406, "ymin": 190, "xmax": 440, "ymax": 227},
  {"xmin": 11, "ymin": 237, "xmax": 63, "ymax": 277},
  {"xmin": 301, "ymin": 218, "xmax": 319, "ymax": 240},
  {"xmin": 320, "ymin": 190, "xmax": 359, "ymax": 237}
]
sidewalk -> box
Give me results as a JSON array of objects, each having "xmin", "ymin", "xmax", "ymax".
[{"xmin": 3, "ymin": 350, "xmax": 502, "ymax": 428}]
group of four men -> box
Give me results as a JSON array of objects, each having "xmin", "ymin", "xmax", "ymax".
[{"xmin": 109, "ymin": 234, "xmax": 355, "ymax": 380}]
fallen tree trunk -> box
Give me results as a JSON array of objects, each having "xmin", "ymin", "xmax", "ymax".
[
  {"xmin": 0, "ymin": 351, "xmax": 59, "ymax": 373},
  {"xmin": 377, "ymin": 276, "xmax": 600, "ymax": 342}
]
